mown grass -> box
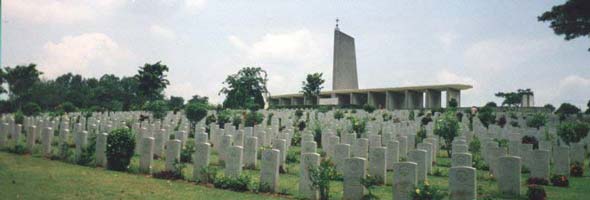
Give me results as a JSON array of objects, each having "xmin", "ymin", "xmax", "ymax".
[{"xmin": 2, "ymin": 142, "xmax": 590, "ymax": 199}]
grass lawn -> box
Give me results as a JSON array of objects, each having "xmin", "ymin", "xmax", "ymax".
[{"xmin": 3, "ymin": 144, "xmax": 590, "ymax": 199}]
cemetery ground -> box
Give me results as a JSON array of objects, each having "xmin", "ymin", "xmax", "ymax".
[{"xmin": 3, "ymin": 144, "xmax": 590, "ymax": 199}]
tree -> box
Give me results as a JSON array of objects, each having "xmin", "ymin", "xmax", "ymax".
[
  {"xmin": 494, "ymin": 89, "xmax": 533, "ymax": 107},
  {"xmin": 22, "ymin": 102, "xmax": 41, "ymax": 116},
  {"xmin": 544, "ymin": 104, "xmax": 556, "ymax": 112},
  {"xmin": 3, "ymin": 64, "xmax": 42, "ymax": 106},
  {"xmin": 219, "ymin": 67, "xmax": 268, "ymax": 109},
  {"xmin": 448, "ymin": 98, "xmax": 458, "ymax": 108},
  {"xmin": 434, "ymin": 111, "xmax": 460, "ymax": 156},
  {"xmin": 168, "ymin": 96, "xmax": 185, "ymax": 112},
  {"xmin": 586, "ymin": 100, "xmax": 590, "ymax": 114},
  {"xmin": 527, "ymin": 113, "xmax": 547, "ymax": 129},
  {"xmin": 555, "ymin": 103, "xmax": 581, "ymax": 115},
  {"xmin": 485, "ymin": 102, "xmax": 497, "ymax": 108},
  {"xmin": 478, "ymin": 106, "xmax": 496, "ymax": 128},
  {"xmin": 135, "ymin": 61, "xmax": 169, "ymax": 101},
  {"xmin": 557, "ymin": 121, "xmax": 590, "ymax": 145},
  {"xmin": 188, "ymin": 95, "xmax": 209, "ymax": 105},
  {"xmin": 143, "ymin": 100, "xmax": 169, "ymax": 122},
  {"xmin": 301, "ymin": 72, "xmax": 325, "ymax": 104},
  {"xmin": 538, "ymin": 0, "xmax": 590, "ymax": 52},
  {"xmin": 185, "ymin": 103, "xmax": 208, "ymax": 133}
]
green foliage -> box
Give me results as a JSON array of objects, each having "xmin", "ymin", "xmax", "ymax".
[
  {"xmin": 557, "ymin": 121, "xmax": 590, "ymax": 145},
  {"xmin": 363, "ymin": 104, "xmax": 376, "ymax": 113},
  {"xmin": 205, "ymin": 114, "xmax": 217, "ymax": 126},
  {"xmin": 410, "ymin": 181, "xmax": 446, "ymax": 200},
  {"xmin": 538, "ymin": 0, "xmax": 590, "ymax": 52},
  {"xmin": 188, "ymin": 95, "xmax": 209, "ymax": 105},
  {"xmin": 8, "ymin": 143, "xmax": 27, "ymax": 154},
  {"xmin": 135, "ymin": 61, "xmax": 169, "ymax": 101},
  {"xmin": 469, "ymin": 136, "xmax": 481, "ymax": 154},
  {"xmin": 217, "ymin": 110, "xmax": 232, "ymax": 128},
  {"xmin": 197, "ymin": 166, "xmax": 218, "ymax": 184},
  {"xmin": 168, "ymin": 96, "xmax": 184, "ymax": 112},
  {"xmin": 59, "ymin": 102, "xmax": 78, "ymax": 113},
  {"xmin": 213, "ymin": 175, "xmax": 252, "ymax": 192},
  {"xmin": 22, "ymin": 102, "xmax": 41, "ymax": 116},
  {"xmin": 3, "ymin": 64, "xmax": 42, "ymax": 101},
  {"xmin": 526, "ymin": 184, "xmax": 547, "ymax": 200},
  {"xmin": 448, "ymin": 98, "xmax": 458, "ymax": 108},
  {"xmin": 334, "ymin": 110, "xmax": 344, "ymax": 120},
  {"xmin": 185, "ymin": 102, "xmax": 208, "ymax": 132},
  {"xmin": 556, "ymin": 103, "xmax": 581, "ymax": 115},
  {"xmin": 434, "ymin": 111, "xmax": 460, "ymax": 156},
  {"xmin": 478, "ymin": 106, "xmax": 496, "ymax": 128},
  {"xmin": 286, "ymin": 149, "xmax": 300, "ymax": 164},
  {"xmin": 143, "ymin": 100, "xmax": 169, "ymax": 120},
  {"xmin": 244, "ymin": 111, "xmax": 264, "ymax": 127},
  {"xmin": 153, "ymin": 160, "xmax": 185, "ymax": 180},
  {"xmin": 544, "ymin": 104, "xmax": 556, "ymax": 112},
  {"xmin": 494, "ymin": 88, "xmax": 532, "ymax": 107},
  {"xmin": 361, "ymin": 175, "xmax": 380, "ymax": 200},
  {"xmin": 106, "ymin": 128, "xmax": 136, "ymax": 171},
  {"xmin": 348, "ymin": 116, "xmax": 367, "ymax": 135},
  {"xmin": 14, "ymin": 111, "xmax": 24, "ymax": 124},
  {"xmin": 308, "ymin": 159, "xmax": 339, "ymax": 200},
  {"xmin": 220, "ymin": 67, "xmax": 268, "ymax": 109},
  {"xmin": 416, "ymin": 127, "xmax": 427, "ymax": 145},
  {"xmin": 301, "ymin": 72, "xmax": 325, "ymax": 101},
  {"xmin": 484, "ymin": 102, "xmax": 497, "ymax": 108},
  {"xmin": 527, "ymin": 113, "xmax": 547, "ymax": 129},
  {"xmin": 409, "ymin": 110, "xmax": 415, "ymax": 120},
  {"xmin": 232, "ymin": 113, "xmax": 242, "ymax": 127},
  {"xmin": 77, "ymin": 135, "xmax": 96, "ymax": 166},
  {"xmin": 180, "ymin": 142, "xmax": 195, "ymax": 163},
  {"xmin": 382, "ymin": 112, "xmax": 392, "ymax": 121}
]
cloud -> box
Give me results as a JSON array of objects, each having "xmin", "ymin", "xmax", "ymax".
[
  {"xmin": 184, "ymin": 0, "xmax": 207, "ymax": 14},
  {"xmin": 438, "ymin": 32, "xmax": 457, "ymax": 50},
  {"xmin": 150, "ymin": 25, "xmax": 177, "ymax": 40},
  {"xmin": 436, "ymin": 69, "xmax": 476, "ymax": 86},
  {"xmin": 556, "ymin": 75, "xmax": 590, "ymax": 109},
  {"xmin": 463, "ymin": 38, "xmax": 557, "ymax": 71},
  {"xmin": 4, "ymin": 0, "xmax": 125, "ymax": 24},
  {"xmin": 228, "ymin": 29, "xmax": 331, "ymax": 95},
  {"xmin": 39, "ymin": 33, "xmax": 136, "ymax": 78}
]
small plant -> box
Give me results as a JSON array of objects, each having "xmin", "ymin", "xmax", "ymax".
[
  {"xmin": 180, "ymin": 142, "xmax": 195, "ymax": 163},
  {"xmin": 570, "ymin": 162, "xmax": 584, "ymax": 177},
  {"xmin": 469, "ymin": 136, "xmax": 481, "ymax": 154},
  {"xmin": 295, "ymin": 109, "xmax": 304, "ymax": 119},
  {"xmin": 244, "ymin": 111, "xmax": 264, "ymax": 127},
  {"xmin": 432, "ymin": 167, "xmax": 445, "ymax": 177},
  {"xmin": 558, "ymin": 121, "xmax": 590, "ymax": 145},
  {"xmin": 309, "ymin": 159, "xmax": 339, "ymax": 200},
  {"xmin": 409, "ymin": 110, "xmax": 415, "ymax": 121},
  {"xmin": 8, "ymin": 143, "xmax": 27, "ymax": 154},
  {"xmin": 527, "ymin": 177, "xmax": 549, "ymax": 185},
  {"xmin": 153, "ymin": 160, "xmax": 185, "ymax": 180},
  {"xmin": 361, "ymin": 175, "xmax": 380, "ymax": 200},
  {"xmin": 106, "ymin": 128, "xmax": 136, "ymax": 171},
  {"xmin": 197, "ymin": 166, "xmax": 218, "ymax": 184},
  {"xmin": 286, "ymin": 149, "xmax": 299, "ymax": 164},
  {"xmin": 363, "ymin": 104, "xmax": 376, "ymax": 113},
  {"xmin": 522, "ymin": 136, "xmax": 539, "ymax": 149},
  {"xmin": 213, "ymin": 174, "xmax": 252, "ymax": 192},
  {"xmin": 334, "ymin": 110, "xmax": 344, "ymax": 120},
  {"xmin": 410, "ymin": 180, "xmax": 446, "ymax": 200},
  {"xmin": 550, "ymin": 175, "xmax": 569, "ymax": 187},
  {"xmin": 526, "ymin": 184, "xmax": 546, "ymax": 200},
  {"xmin": 527, "ymin": 113, "xmax": 547, "ymax": 129}
]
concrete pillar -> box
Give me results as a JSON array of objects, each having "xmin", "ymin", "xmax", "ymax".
[
  {"xmin": 405, "ymin": 90, "xmax": 424, "ymax": 109},
  {"xmin": 425, "ymin": 89, "xmax": 442, "ymax": 109}
]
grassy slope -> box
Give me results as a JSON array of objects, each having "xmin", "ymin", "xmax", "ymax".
[{"xmin": 3, "ymin": 145, "xmax": 590, "ymax": 199}]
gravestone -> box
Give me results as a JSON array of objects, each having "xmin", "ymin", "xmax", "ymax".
[
  {"xmin": 95, "ymin": 132, "xmax": 108, "ymax": 167},
  {"xmin": 195, "ymin": 132, "xmax": 208, "ymax": 144},
  {"xmin": 334, "ymin": 144, "xmax": 351, "ymax": 174},
  {"xmin": 449, "ymin": 166, "xmax": 477, "ymax": 200},
  {"xmin": 272, "ymin": 139, "xmax": 287, "ymax": 167},
  {"xmin": 553, "ymin": 146, "xmax": 569, "ymax": 176},
  {"xmin": 244, "ymin": 136, "xmax": 258, "ymax": 169},
  {"xmin": 13, "ymin": 124, "xmax": 22, "ymax": 144},
  {"xmin": 260, "ymin": 149, "xmax": 280, "ymax": 193},
  {"xmin": 225, "ymin": 146, "xmax": 243, "ymax": 178},
  {"xmin": 140, "ymin": 137, "xmax": 155, "ymax": 174},
  {"xmin": 508, "ymin": 141, "xmax": 520, "ymax": 156},
  {"xmin": 417, "ymin": 143, "xmax": 433, "ymax": 173},
  {"xmin": 301, "ymin": 141, "xmax": 317, "ymax": 154},
  {"xmin": 369, "ymin": 147, "xmax": 387, "ymax": 184},
  {"xmin": 343, "ymin": 157, "xmax": 367, "ymax": 200},
  {"xmin": 520, "ymin": 143, "xmax": 533, "ymax": 169},
  {"xmin": 0, "ymin": 123, "xmax": 7, "ymax": 148},
  {"xmin": 452, "ymin": 144, "xmax": 468, "ymax": 154},
  {"xmin": 327, "ymin": 135, "xmax": 340, "ymax": 158},
  {"xmin": 75, "ymin": 130, "xmax": 88, "ymax": 162},
  {"xmin": 408, "ymin": 149, "xmax": 427, "ymax": 181},
  {"xmin": 570, "ymin": 143, "xmax": 585, "ymax": 165},
  {"xmin": 353, "ymin": 138, "xmax": 369, "ymax": 158},
  {"xmin": 530, "ymin": 150, "xmax": 550, "ymax": 179},
  {"xmin": 193, "ymin": 143, "xmax": 211, "ymax": 182},
  {"xmin": 369, "ymin": 134, "xmax": 382, "ymax": 148},
  {"xmin": 392, "ymin": 162, "xmax": 417, "ymax": 200},
  {"xmin": 219, "ymin": 135, "xmax": 233, "ymax": 163},
  {"xmin": 387, "ymin": 140, "xmax": 399, "ymax": 170},
  {"xmin": 398, "ymin": 136, "xmax": 408, "ymax": 159},
  {"xmin": 154, "ymin": 129, "xmax": 166, "ymax": 158},
  {"xmin": 497, "ymin": 156, "xmax": 521, "ymax": 197},
  {"xmin": 299, "ymin": 153, "xmax": 320, "ymax": 200},
  {"xmin": 452, "ymin": 153, "xmax": 472, "ymax": 167},
  {"xmin": 26, "ymin": 125, "xmax": 37, "ymax": 152},
  {"xmin": 165, "ymin": 139, "xmax": 181, "ymax": 172},
  {"xmin": 42, "ymin": 127, "xmax": 53, "ymax": 157}
]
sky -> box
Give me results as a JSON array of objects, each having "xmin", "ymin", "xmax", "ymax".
[{"xmin": 2, "ymin": 0, "xmax": 589, "ymax": 110}]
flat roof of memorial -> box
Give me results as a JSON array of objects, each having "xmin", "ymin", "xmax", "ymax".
[{"xmin": 269, "ymin": 84, "xmax": 472, "ymax": 98}]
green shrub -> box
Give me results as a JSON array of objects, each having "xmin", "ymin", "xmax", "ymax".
[
  {"xmin": 526, "ymin": 184, "xmax": 546, "ymax": 200},
  {"xmin": 232, "ymin": 113, "xmax": 242, "ymax": 127},
  {"xmin": 8, "ymin": 143, "xmax": 27, "ymax": 154},
  {"xmin": 478, "ymin": 106, "xmax": 496, "ymax": 128},
  {"xmin": 153, "ymin": 160, "xmax": 185, "ymax": 180},
  {"xmin": 361, "ymin": 175, "xmax": 379, "ymax": 200},
  {"xmin": 185, "ymin": 102, "xmax": 208, "ymax": 132},
  {"xmin": 59, "ymin": 102, "xmax": 78, "ymax": 113},
  {"xmin": 334, "ymin": 110, "xmax": 344, "ymax": 120},
  {"xmin": 244, "ymin": 111, "xmax": 264, "ymax": 127},
  {"xmin": 77, "ymin": 135, "xmax": 96, "ymax": 166},
  {"xmin": 309, "ymin": 159, "xmax": 339, "ymax": 200},
  {"xmin": 469, "ymin": 137, "xmax": 481, "ymax": 154},
  {"xmin": 286, "ymin": 149, "xmax": 300, "ymax": 164},
  {"xmin": 434, "ymin": 111, "xmax": 460, "ymax": 156},
  {"xmin": 205, "ymin": 114, "xmax": 217, "ymax": 126},
  {"xmin": 557, "ymin": 121, "xmax": 590, "ymax": 145},
  {"xmin": 143, "ymin": 100, "xmax": 169, "ymax": 121},
  {"xmin": 106, "ymin": 128, "xmax": 136, "ymax": 171},
  {"xmin": 295, "ymin": 109, "xmax": 304, "ymax": 119},
  {"xmin": 180, "ymin": 142, "xmax": 195, "ymax": 163},
  {"xmin": 14, "ymin": 111, "xmax": 24, "ymax": 124},
  {"xmin": 410, "ymin": 181, "xmax": 446, "ymax": 200},
  {"xmin": 527, "ymin": 113, "xmax": 547, "ymax": 129},
  {"xmin": 217, "ymin": 110, "xmax": 232, "ymax": 127},
  {"xmin": 409, "ymin": 110, "xmax": 415, "ymax": 120},
  {"xmin": 22, "ymin": 102, "xmax": 41, "ymax": 116},
  {"xmin": 363, "ymin": 104, "xmax": 376, "ymax": 113},
  {"xmin": 213, "ymin": 174, "xmax": 252, "ymax": 192},
  {"xmin": 197, "ymin": 166, "xmax": 218, "ymax": 184}
]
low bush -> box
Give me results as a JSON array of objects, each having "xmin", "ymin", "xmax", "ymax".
[
  {"xmin": 361, "ymin": 175, "xmax": 379, "ymax": 200},
  {"xmin": 550, "ymin": 175, "xmax": 569, "ymax": 187},
  {"xmin": 526, "ymin": 184, "xmax": 546, "ymax": 200},
  {"xmin": 197, "ymin": 166, "xmax": 218, "ymax": 184},
  {"xmin": 153, "ymin": 160, "xmax": 185, "ymax": 180},
  {"xmin": 527, "ymin": 177, "xmax": 549, "ymax": 185},
  {"xmin": 522, "ymin": 136, "xmax": 539, "ymax": 150},
  {"xmin": 213, "ymin": 174, "xmax": 252, "ymax": 192},
  {"xmin": 180, "ymin": 142, "xmax": 195, "ymax": 163},
  {"xmin": 570, "ymin": 162, "xmax": 584, "ymax": 177},
  {"xmin": 106, "ymin": 128, "xmax": 135, "ymax": 171},
  {"xmin": 363, "ymin": 104, "xmax": 376, "ymax": 113},
  {"xmin": 8, "ymin": 143, "xmax": 27, "ymax": 154},
  {"xmin": 309, "ymin": 159, "xmax": 339, "ymax": 200},
  {"xmin": 410, "ymin": 180, "xmax": 446, "ymax": 200}
]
